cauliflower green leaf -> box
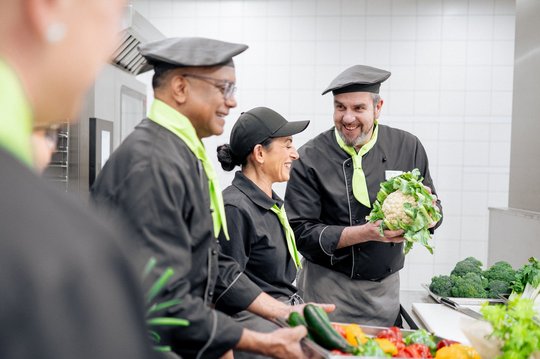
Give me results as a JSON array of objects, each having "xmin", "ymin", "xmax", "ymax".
[{"xmin": 366, "ymin": 168, "xmax": 441, "ymax": 254}]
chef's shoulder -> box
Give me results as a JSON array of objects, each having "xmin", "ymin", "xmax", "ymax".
[
  {"xmin": 378, "ymin": 123, "xmax": 423, "ymax": 148},
  {"xmin": 296, "ymin": 128, "xmax": 338, "ymax": 163},
  {"xmin": 222, "ymin": 184, "xmax": 253, "ymax": 216},
  {"xmin": 109, "ymin": 119, "xmax": 200, "ymax": 176}
]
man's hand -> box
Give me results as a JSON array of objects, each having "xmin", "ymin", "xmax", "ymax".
[
  {"xmin": 263, "ymin": 327, "xmax": 307, "ymax": 359},
  {"xmin": 376, "ymin": 221, "xmax": 405, "ymax": 243},
  {"xmin": 289, "ymin": 302, "xmax": 335, "ymax": 316},
  {"xmin": 247, "ymin": 292, "xmax": 336, "ymax": 321},
  {"xmin": 236, "ymin": 327, "xmax": 307, "ymax": 359},
  {"xmin": 337, "ymin": 221, "xmax": 404, "ymax": 248}
]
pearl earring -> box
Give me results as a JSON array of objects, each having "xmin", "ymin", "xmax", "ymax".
[{"xmin": 46, "ymin": 22, "xmax": 66, "ymax": 43}]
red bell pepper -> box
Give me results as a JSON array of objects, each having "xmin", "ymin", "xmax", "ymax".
[
  {"xmin": 436, "ymin": 339, "xmax": 460, "ymax": 350},
  {"xmin": 397, "ymin": 343, "xmax": 433, "ymax": 358},
  {"xmin": 377, "ymin": 326, "xmax": 402, "ymax": 343},
  {"xmin": 377, "ymin": 326, "xmax": 405, "ymax": 350},
  {"xmin": 331, "ymin": 323, "xmax": 347, "ymax": 339}
]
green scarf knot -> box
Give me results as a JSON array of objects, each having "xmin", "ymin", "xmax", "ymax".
[{"xmin": 334, "ymin": 122, "xmax": 379, "ymax": 208}]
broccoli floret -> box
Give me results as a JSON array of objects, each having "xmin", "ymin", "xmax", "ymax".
[
  {"xmin": 429, "ymin": 275, "xmax": 454, "ymax": 297},
  {"xmin": 451, "ymin": 257, "xmax": 483, "ymax": 277},
  {"xmin": 484, "ymin": 261, "xmax": 515, "ymax": 284},
  {"xmin": 450, "ymin": 272, "xmax": 487, "ymax": 298},
  {"xmin": 487, "ymin": 279, "xmax": 511, "ymax": 298}
]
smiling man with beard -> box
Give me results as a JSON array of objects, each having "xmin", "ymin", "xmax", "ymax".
[{"xmin": 284, "ymin": 65, "xmax": 443, "ymax": 327}]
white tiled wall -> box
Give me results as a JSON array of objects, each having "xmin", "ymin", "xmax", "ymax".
[{"xmin": 132, "ymin": 0, "xmax": 515, "ymax": 290}]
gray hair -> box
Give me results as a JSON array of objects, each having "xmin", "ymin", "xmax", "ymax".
[{"xmin": 371, "ymin": 93, "xmax": 381, "ymax": 107}]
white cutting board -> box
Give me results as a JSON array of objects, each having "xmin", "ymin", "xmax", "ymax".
[{"xmin": 412, "ymin": 303, "xmax": 481, "ymax": 345}]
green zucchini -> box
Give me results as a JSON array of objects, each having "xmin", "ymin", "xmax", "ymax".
[
  {"xmin": 288, "ymin": 311, "xmax": 308, "ymax": 327},
  {"xmin": 287, "ymin": 312, "xmax": 314, "ymax": 340},
  {"xmin": 303, "ymin": 304, "xmax": 356, "ymax": 353}
]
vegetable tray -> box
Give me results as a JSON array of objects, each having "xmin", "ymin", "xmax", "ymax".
[{"xmin": 275, "ymin": 318, "xmax": 448, "ymax": 358}]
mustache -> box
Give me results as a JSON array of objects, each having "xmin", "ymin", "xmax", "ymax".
[{"xmin": 337, "ymin": 124, "xmax": 374, "ymax": 147}]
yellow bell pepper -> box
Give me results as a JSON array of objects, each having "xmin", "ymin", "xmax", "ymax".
[
  {"xmin": 435, "ymin": 343, "xmax": 482, "ymax": 359},
  {"xmin": 374, "ymin": 338, "xmax": 398, "ymax": 356},
  {"xmin": 344, "ymin": 323, "xmax": 367, "ymax": 346}
]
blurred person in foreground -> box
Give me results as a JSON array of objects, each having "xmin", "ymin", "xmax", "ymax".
[
  {"xmin": 30, "ymin": 126, "xmax": 58, "ymax": 173},
  {"xmin": 91, "ymin": 37, "xmax": 331, "ymax": 359},
  {"xmin": 0, "ymin": 1, "xmax": 155, "ymax": 358},
  {"xmin": 284, "ymin": 65, "xmax": 443, "ymax": 327},
  {"xmin": 216, "ymin": 107, "xmax": 309, "ymax": 358}
]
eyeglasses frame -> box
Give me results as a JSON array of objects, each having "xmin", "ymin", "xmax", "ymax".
[{"xmin": 181, "ymin": 73, "xmax": 237, "ymax": 100}]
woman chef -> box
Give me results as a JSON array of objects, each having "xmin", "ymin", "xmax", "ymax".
[{"xmin": 217, "ymin": 107, "xmax": 309, "ymax": 358}]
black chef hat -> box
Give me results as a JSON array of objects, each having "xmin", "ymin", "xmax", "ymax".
[
  {"xmin": 230, "ymin": 107, "xmax": 310, "ymax": 159},
  {"xmin": 138, "ymin": 37, "xmax": 248, "ymax": 73},
  {"xmin": 322, "ymin": 65, "xmax": 391, "ymax": 95}
]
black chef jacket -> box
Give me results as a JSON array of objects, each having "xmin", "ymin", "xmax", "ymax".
[
  {"xmin": 284, "ymin": 125, "xmax": 443, "ymax": 281},
  {"xmin": 0, "ymin": 149, "xmax": 155, "ymax": 359},
  {"xmin": 220, "ymin": 171, "xmax": 297, "ymax": 299},
  {"xmin": 91, "ymin": 119, "xmax": 263, "ymax": 359}
]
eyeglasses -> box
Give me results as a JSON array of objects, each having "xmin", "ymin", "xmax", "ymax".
[{"xmin": 182, "ymin": 73, "xmax": 237, "ymax": 100}]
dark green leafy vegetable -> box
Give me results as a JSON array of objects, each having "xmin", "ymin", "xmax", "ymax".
[
  {"xmin": 429, "ymin": 275, "xmax": 454, "ymax": 297},
  {"xmin": 483, "ymin": 261, "xmax": 515, "ymax": 284},
  {"xmin": 450, "ymin": 273, "xmax": 487, "ymax": 298},
  {"xmin": 143, "ymin": 257, "xmax": 189, "ymax": 352},
  {"xmin": 487, "ymin": 279, "xmax": 511, "ymax": 298},
  {"xmin": 511, "ymin": 257, "xmax": 540, "ymax": 295},
  {"xmin": 366, "ymin": 169, "xmax": 442, "ymax": 254},
  {"xmin": 451, "ymin": 257, "xmax": 483, "ymax": 277}
]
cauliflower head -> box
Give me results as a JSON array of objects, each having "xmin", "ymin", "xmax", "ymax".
[{"xmin": 381, "ymin": 190, "xmax": 416, "ymax": 229}]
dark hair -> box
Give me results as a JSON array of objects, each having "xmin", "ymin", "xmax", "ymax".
[
  {"xmin": 151, "ymin": 62, "xmax": 179, "ymax": 90},
  {"xmin": 216, "ymin": 144, "xmax": 239, "ymax": 171},
  {"xmin": 217, "ymin": 138, "xmax": 274, "ymax": 171}
]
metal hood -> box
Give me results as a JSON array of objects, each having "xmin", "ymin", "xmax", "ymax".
[{"xmin": 112, "ymin": 6, "xmax": 164, "ymax": 75}]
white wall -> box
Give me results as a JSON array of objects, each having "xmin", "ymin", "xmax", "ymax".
[{"xmin": 132, "ymin": 0, "xmax": 515, "ymax": 290}]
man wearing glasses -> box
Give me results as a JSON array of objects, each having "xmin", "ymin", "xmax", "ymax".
[{"xmin": 91, "ymin": 37, "xmax": 319, "ymax": 359}]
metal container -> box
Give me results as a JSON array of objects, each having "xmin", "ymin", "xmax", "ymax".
[{"xmin": 275, "ymin": 318, "xmax": 446, "ymax": 359}]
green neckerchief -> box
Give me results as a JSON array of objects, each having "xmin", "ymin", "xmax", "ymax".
[
  {"xmin": 270, "ymin": 204, "xmax": 302, "ymax": 269},
  {"xmin": 148, "ymin": 99, "xmax": 229, "ymax": 240},
  {"xmin": 0, "ymin": 59, "xmax": 33, "ymax": 166},
  {"xmin": 334, "ymin": 121, "xmax": 379, "ymax": 208}
]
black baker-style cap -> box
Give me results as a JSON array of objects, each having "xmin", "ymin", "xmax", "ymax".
[
  {"xmin": 321, "ymin": 65, "xmax": 391, "ymax": 95},
  {"xmin": 138, "ymin": 37, "xmax": 248, "ymax": 72},
  {"xmin": 230, "ymin": 107, "xmax": 310, "ymax": 159}
]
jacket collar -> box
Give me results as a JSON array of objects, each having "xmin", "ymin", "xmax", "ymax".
[{"xmin": 232, "ymin": 171, "xmax": 283, "ymax": 210}]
